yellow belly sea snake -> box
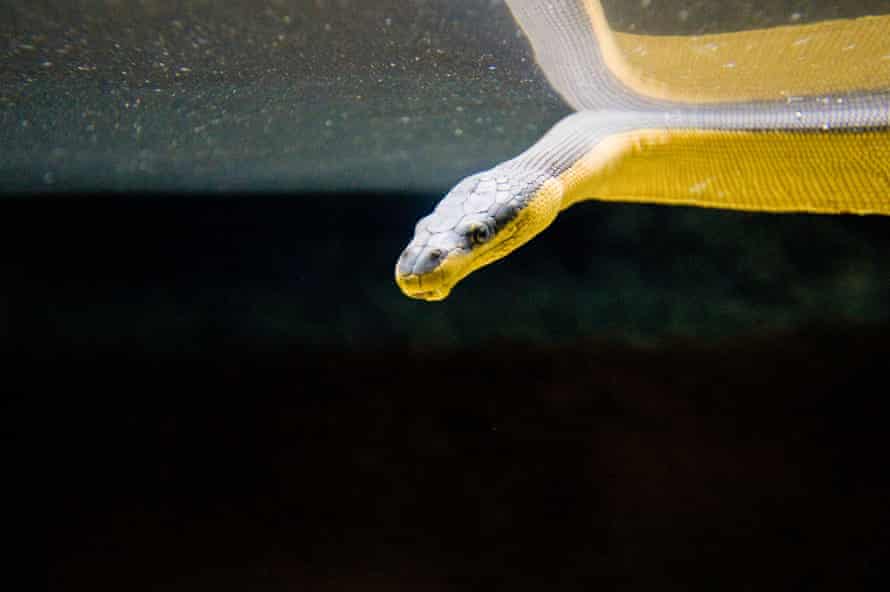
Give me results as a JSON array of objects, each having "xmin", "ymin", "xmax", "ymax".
[{"xmin": 394, "ymin": 0, "xmax": 890, "ymax": 301}]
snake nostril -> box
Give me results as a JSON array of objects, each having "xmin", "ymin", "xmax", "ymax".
[
  {"xmin": 397, "ymin": 246, "xmax": 421, "ymax": 276},
  {"xmin": 410, "ymin": 248, "xmax": 445, "ymax": 274}
]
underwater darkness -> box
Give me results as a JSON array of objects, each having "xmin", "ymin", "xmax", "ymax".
[
  {"xmin": 4, "ymin": 192, "xmax": 890, "ymax": 350},
  {"xmin": 7, "ymin": 192, "xmax": 889, "ymax": 590},
  {"xmin": 2, "ymin": 0, "xmax": 888, "ymax": 589}
]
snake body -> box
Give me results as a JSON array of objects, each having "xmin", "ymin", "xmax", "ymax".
[{"xmin": 395, "ymin": 0, "xmax": 890, "ymax": 301}]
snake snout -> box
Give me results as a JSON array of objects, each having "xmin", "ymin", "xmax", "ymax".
[
  {"xmin": 396, "ymin": 245, "xmax": 445, "ymax": 277},
  {"xmin": 395, "ymin": 244, "xmax": 453, "ymax": 301}
]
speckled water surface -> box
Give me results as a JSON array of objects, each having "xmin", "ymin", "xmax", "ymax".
[
  {"xmin": 4, "ymin": 0, "xmax": 888, "ymax": 192},
  {"xmin": 0, "ymin": 0, "xmax": 565, "ymax": 192}
]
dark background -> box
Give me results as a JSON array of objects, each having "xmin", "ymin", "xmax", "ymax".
[{"xmin": 2, "ymin": 1, "xmax": 889, "ymax": 590}]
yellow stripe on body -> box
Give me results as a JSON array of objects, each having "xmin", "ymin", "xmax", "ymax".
[{"xmin": 559, "ymin": 128, "xmax": 890, "ymax": 214}]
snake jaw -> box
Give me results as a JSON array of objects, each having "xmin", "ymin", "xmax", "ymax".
[
  {"xmin": 394, "ymin": 267, "xmax": 453, "ymax": 302},
  {"xmin": 397, "ymin": 283, "xmax": 450, "ymax": 302}
]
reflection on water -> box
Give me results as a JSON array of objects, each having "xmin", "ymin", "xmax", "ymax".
[{"xmin": 609, "ymin": 14, "xmax": 890, "ymax": 101}]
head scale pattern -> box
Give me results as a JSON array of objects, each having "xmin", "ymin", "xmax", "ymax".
[{"xmin": 395, "ymin": 166, "xmax": 562, "ymax": 300}]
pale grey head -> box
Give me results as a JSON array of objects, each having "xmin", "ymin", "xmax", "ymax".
[{"xmin": 395, "ymin": 167, "xmax": 561, "ymax": 300}]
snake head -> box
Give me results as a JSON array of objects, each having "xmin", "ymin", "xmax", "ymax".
[{"xmin": 395, "ymin": 167, "xmax": 563, "ymax": 301}]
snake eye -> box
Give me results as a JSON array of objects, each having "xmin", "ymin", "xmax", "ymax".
[{"xmin": 470, "ymin": 223, "xmax": 491, "ymax": 245}]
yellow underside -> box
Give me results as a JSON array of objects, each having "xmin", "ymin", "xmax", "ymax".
[
  {"xmin": 559, "ymin": 128, "xmax": 890, "ymax": 215},
  {"xmin": 584, "ymin": 0, "xmax": 890, "ymax": 102}
]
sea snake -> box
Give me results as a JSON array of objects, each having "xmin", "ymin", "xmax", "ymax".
[{"xmin": 395, "ymin": 0, "xmax": 890, "ymax": 301}]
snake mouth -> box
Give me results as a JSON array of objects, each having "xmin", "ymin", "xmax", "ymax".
[
  {"xmin": 407, "ymin": 288, "xmax": 449, "ymax": 302},
  {"xmin": 394, "ymin": 269, "xmax": 453, "ymax": 301}
]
